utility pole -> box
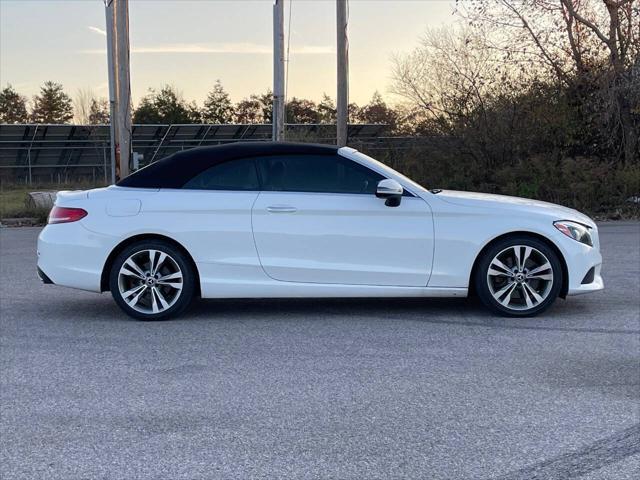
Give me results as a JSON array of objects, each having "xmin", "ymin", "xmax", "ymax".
[
  {"xmin": 114, "ymin": 0, "xmax": 132, "ymax": 178},
  {"xmin": 336, "ymin": 0, "xmax": 349, "ymax": 147},
  {"xmin": 272, "ymin": 0, "xmax": 285, "ymax": 142},
  {"xmin": 104, "ymin": 0, "xmax": 118, "ymax": 184}
]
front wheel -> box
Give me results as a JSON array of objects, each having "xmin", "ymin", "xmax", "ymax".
[
  {"xmin": 109, "ymin": 240, "xmax": 195, "ymax": 320},
  {"xmin": 474, "ymin": 236, "xmax": 563, "ymax": 317}
]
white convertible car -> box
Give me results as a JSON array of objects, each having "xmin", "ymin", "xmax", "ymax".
[{"xmin": 37, "ymin": 142, "xmax": 603, "ymax": 320}]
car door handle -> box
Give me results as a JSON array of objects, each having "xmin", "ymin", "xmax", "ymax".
[{"xmin": 267, "ymin": 205, "xmax": 298, "ymax": 214}]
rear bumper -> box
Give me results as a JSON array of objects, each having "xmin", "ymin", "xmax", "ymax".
[{"xmin": 37, "ymin": 222, "xmax": 110, "ymax": 293}]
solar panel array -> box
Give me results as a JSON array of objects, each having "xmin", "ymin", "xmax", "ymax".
[{"xmin": 0, "ymin": 123, "xmax": 388, "ymax": 184}]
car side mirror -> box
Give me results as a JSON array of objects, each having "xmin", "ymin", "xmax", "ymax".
[{"xmin": 376, "ymin": 179, "xmax": 403, "ymax": 207}]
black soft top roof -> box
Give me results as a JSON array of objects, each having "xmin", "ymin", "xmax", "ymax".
[{"xmin": 117, "ymin": 141, "xmax": 340, "ymax": 189}]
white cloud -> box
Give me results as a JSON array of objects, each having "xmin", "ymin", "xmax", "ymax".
[
  {"xmin": 87, "ymin": 26, "xmax": 107, "ymax": 36},
  {"xmin": 79, "ymin": 42, "xmax": 333, "ymax": 55}
]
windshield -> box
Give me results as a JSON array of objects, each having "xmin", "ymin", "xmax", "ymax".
[{"xmin": 350, "ymin": 150, "xmax": 429, "ymax": 193}]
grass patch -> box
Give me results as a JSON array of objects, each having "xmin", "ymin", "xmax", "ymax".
[
  {"xmin": 0, "ymin": 186, "xmax": 41, "ymax": 219},
  {"xmin": 0, "ymin": 182, "xmax": 106, "ymax": 222}
]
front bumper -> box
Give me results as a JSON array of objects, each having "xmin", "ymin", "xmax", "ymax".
[
  {"xmin": 553, "ymin": 229, "xmax": 604, "ymax": 296},
  {"xmin": 567, "ymin": 263, "xmax": 604, "ymax": 295},
  {"xmin": 37, "ymin": 266, "xmax": 54, "ymax": 284}
]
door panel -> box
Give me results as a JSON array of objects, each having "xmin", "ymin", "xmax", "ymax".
[
  {"xmin": 251, "ymin": 192, "xmax": 433, "ymax": 286},
  {"xmin": 145, "ymin": 190, "xmax": 261, "ymax": 269}
]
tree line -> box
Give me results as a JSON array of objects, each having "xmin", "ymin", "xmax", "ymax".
[
  {"xmin": 0, "ymin": 81, "xmax": 399, "ymax": 129},
  {"xmin": 390, "ymin": 0, "xmax": 639, "ymax": 165}
]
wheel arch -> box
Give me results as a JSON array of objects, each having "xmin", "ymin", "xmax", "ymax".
[
  {"xmin": 100, "ymin": 233, "xmax": 201, "ymax": 296},
  {"xmin": 468, "ymin": 231, "xmax": 569, "ymax": 299}
]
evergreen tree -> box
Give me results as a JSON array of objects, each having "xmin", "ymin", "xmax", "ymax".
[
  {"xmin": 317, "ymin": 94, "xmax": 336, "ymax": 124},
  {"xmin": 30, "ymin": 81, "xmax": 74, "ymax": 123},
  {"xmin": 201, "ymin": 80, "xmax": 233, "ymax": 123},
  {"xmin": 0, "ymin": 84, "xmax": 29, "ymax": 123}
]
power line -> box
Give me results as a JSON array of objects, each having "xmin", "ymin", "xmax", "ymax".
[
  {"xmin": 285, "ymin": 0, "xmax": 293, "ymax": 104},
  {"xmin": 342, "ymin": 0, "xmax": 349, "ymax": 119}
]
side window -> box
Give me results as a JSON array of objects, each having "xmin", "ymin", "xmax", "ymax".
[
  {"xmin": 257, "ymin": 154, "xmax": 384, "ymax": 194},
  {"xmin": 182, "ymin": 157, "xmax": 259, "ymax": 191}
]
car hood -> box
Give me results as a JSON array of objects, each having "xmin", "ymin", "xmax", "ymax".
[{"xmin": 436, "ymin": 190, "xmax": 595, "ymax": 227}]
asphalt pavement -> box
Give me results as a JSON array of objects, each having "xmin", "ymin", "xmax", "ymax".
[{"xmin": 1, "ymin": 223, "xmax": 639, "ymax": 480}]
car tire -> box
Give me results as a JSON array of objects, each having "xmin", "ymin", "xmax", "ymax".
[
  {"xmin": 474, "ymin": 236, "xmax": 563, "ymax": 317},
  {"xmin": 109, "ymin": 240, "xmax": 195, "ymax": 321}
]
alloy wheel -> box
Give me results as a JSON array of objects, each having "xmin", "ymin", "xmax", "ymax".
[
  {"xmin": 117, "ymin": 249, "xmax": 183, "ymax": 314},
  {"xmin": 486, "ymin": 245, "xmax": 554, "ymax": 311}
]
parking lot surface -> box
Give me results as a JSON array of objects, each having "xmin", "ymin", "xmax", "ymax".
[{"xmin": 1, "ymin": 223, "xmax": 639, "ymax": 480}]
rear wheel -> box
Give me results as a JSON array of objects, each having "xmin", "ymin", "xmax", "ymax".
[
  {"xmin": 109, "ymin": 240, "xmax": 195, "ymax": 320},
  {"xmin": 474, "ymin": 236, "xmax": 563, "ymax": 317}
]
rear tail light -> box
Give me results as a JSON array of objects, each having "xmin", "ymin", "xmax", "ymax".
[{"xmin": 48, "ymin": 206, "xmax": 88, "ymax": 224}]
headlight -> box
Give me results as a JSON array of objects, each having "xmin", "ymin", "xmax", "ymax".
[{"xmin": 554, "ymin": 220, "xmax": 593, "ymax": 247}]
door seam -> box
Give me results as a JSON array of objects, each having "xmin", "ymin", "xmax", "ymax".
[{"xmin": 250, "ymin": 191, "xmax": 281, "ymax": 282}]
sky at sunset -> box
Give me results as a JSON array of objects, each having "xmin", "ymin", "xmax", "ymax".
[{"xmin": 0, "ymin": 0, "xmax": 457, "ymax": 105}]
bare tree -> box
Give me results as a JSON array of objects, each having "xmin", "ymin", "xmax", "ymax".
[
  {"xmin": 392, "ymin": 27, "xmax": 508, "ymax": 165},
  {"xmin": 458, "ymin": 0, "xmax": 639, "ymax": 163},
  {"xmin": 74, "ymin": 88, "xmax": 111, "ymax": 124},
  {"xmin": 74, "ymin": 88, "xmax": 95, "ymax": 124}
]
